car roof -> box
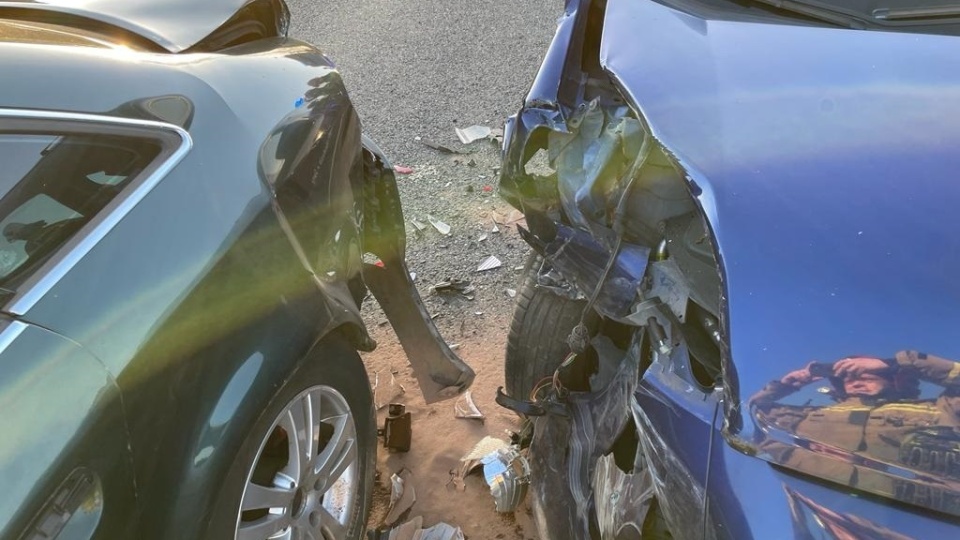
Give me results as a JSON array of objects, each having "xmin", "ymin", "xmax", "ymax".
[{"xmin": 0, "ymin": 0, "xmax": 257, "ymax": 52}]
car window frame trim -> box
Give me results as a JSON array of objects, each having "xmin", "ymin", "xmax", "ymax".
[{"xmin": 0, "ymin": 108, "xmax": 193, "ymax": 316}]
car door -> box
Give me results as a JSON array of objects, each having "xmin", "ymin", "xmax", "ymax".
[{"xmin": 0, "ymin": 317, "xmax": 135, "ymax": 540}]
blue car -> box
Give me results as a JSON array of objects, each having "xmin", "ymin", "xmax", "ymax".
[{"xmin": 497, "ymin": 0, "xmax": 960, "ymax": 538}]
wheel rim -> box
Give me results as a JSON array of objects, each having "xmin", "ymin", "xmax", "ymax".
[{"xmin": 235, "ymin": 385, "xmax": 360, "ymax": 540}]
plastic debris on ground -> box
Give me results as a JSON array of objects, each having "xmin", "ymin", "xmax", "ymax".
[
  {"xmin": 454, "ymin": 436, "xmax": 510, "ymax": 491},
  {"xmin": 455, "ymin": 125, "xmax": 492, "ymax": 144},
  {"xmin": 432, "ymin": 279, "xmax": 475, "ymax": 302},
  {"xmin": 425, "ymin": 214, "xmax": 451, "ymax": 235},
  {"xmin": 506, "ymin": 288, "xmax": 517, "ymax": 298},
  {"xmin": 481, "ymin": 446, "xmax": 531, "ymax": 513},
  {"xmin": 384, "ymin": 469, "xmax": 417, "ymax": 526},
  {"xmin": 394, "ymin": 165, "xmax": 414, "ymax": 175},
  {"xmin": 368, "ymin": 516, "xmax": 465, "ymax": 540},
  {"xmin": 372, "ymin": 370, "xmax": 406, "ymax": 410},
  {"xmin": 454, "ymin": 390, "xmax": 484, "ymax": 421},
  {"xmin": 477, "ymin": 233, "xmax": 488, "ymax": 242},
  {"xmin": 476, "ymin": 255, "xmax": 502, "ymax": 272},
  {"xmin": 410, "ymin": 219, "xmax": 427, "ymax": 233}
]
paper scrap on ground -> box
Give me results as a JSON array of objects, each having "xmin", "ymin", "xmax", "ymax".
[
  {"xmin": 476, "ymin": 255, "xmax": 502, "ymax": 272},
  {"xmin": 385, "ymin": 469, "xmax": 417, "ymax": 526}
]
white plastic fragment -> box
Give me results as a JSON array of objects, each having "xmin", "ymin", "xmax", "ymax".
[
  {"xmin": 385, "ymin": 470, "xmax": 417, "ymax": 526},
  {"xmin": 454, "ymin": 390, "xmax": 484, "ymax": 421},
  {"xmin": 426, "ymin": 214, "xmax": 451, "ymax": 235},
  {"xmin": 476, "ymin": 255, "xmax": 502, "ymax": 272},
  {"xmin": 410, "ymin": 219, "xmax": 427, "ymax": 232},
  {"xmin": 373, "ymin": 371, "xmax": 406, "ymax": 410},
  {"xmin": 506, "ymin": 288, "xmax": 517, "ymax": 298},
  {"xmin": 455, "ymin": 125, "xmax": 492, "ymax": 144}
]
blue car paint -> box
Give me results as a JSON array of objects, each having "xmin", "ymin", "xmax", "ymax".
[{"xmin": 503, "ymin": 0, "xmax": 960, "ymax": 536}]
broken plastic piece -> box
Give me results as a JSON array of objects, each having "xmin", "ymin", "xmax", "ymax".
[
  {"xmin": 594, "ymin": 454, "xmax": 654, "ymax": 540},
  {"xmin": 454, "ymin": 436, "xmax": 510, "ymax": 491},
  {"xmin": 394, "ymin": 165, "xmax": 414, "ymax": 175},
  {"xmin": 481, "ymin": 446, "xmax": 531, "ymax": 513},
  {"xmin": 455, "ymin": 125, "xmax": 492, "ymax": 144},
  {"xmin": 426, "ymin": 214, "xmax": 451, "ymax": 235},
  {"xmin": 506, "ymin": 288, "xmax": 517, "ymax": 298},
  {"xmin": 373, "ymin": 370, "xmax": 407, "ymax": 410},
  {"xmin": 371, "ymin": 517, "xmax": 465, "ymax": 540},
  {"xmin": 477, "ymin": 256, "xmax": 502, "ymax": 272},
  {"xmin": 385, "ymin": 469, "xmax": 417, "ymax": 526},
  {"xmin": 410, "ymin": 219, "xmax": 427, "ymax": 232},
  {"xmin": 454, "ymin": 390, "xmax": 484, "ymax": 421}
]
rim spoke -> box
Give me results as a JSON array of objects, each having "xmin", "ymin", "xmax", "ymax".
[
  {"xmin": 279, "ymin": 412, "xmax": 302, "ymax": 481},
  {"xmin": 242, "ymin": 483, "xmax": 296, "ymax": 511},
  {"xmin": 311, "ymin": 415, "xmax": 354, "ymax": 490},
  {"xmin": 236, "ymin": 513, "xmax": 290, "ymax": 540},
  {"xmin": 318, "ymin": 506, "xmax": 347, "ymax": 539},
  {"xmin": 287, "ymin": 397, "xmax": 315, "ymax": 469}
]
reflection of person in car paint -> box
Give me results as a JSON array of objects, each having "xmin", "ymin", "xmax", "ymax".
[{"xmin": 750, "ymin": 351, "xmax": 960, "ymax": 514}]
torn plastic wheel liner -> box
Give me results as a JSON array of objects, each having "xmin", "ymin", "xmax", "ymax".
[{"xmin": 526, "ymin": 334, "xmax": 642, "ymax": 540}]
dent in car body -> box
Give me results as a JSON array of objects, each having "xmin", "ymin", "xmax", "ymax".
[{"xmin": 501, "ymin": 0, "xmax": 960, "ymax": 535}]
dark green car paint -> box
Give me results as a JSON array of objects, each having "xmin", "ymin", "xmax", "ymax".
[{"xmin": 0, "ymin": 4, "xmax": 471, "ymax": 538}]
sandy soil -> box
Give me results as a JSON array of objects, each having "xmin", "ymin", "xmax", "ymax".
[
  {"xmin": 360, "ymin": 310, "xmax": 537, "ymax": 540},
  {"xmin": 356, "ymin": 209, "xmax": 537, "ymax": 539}
]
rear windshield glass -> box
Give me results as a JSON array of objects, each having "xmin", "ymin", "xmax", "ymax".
[{"xmin": 0, "ymin": 132, "xmax": 161, "ymax": 291}]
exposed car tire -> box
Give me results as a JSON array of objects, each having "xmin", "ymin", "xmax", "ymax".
[
  {"xmin": 207, "ymin": 334, "xmax": 375, "ymax": 540},
  {"xmin": 505, "ymin": 252, "xmax": 597, "ymax": 400}
]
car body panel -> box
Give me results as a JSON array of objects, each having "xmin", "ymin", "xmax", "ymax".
[
  {"xmin": 0, "ymin": 0, "xmax": 263, "ymax": 52},
  {"xmin": 0, "ymin": 319, "xmax": 135, "ymax": 540},
  {"xmin": 501, "ymin": 0, "xmax": 960, "ymax": 535},
  {"xmin": 707, "ymin": 438, "xmax": 960, "ymax": 539},
  {"xmin": 0, "ymin": 33, "xmax": 375, "ymax": 538},
  {"xmin": 601, "ymin": 0, "xmax": 960, "ymax": 517}
]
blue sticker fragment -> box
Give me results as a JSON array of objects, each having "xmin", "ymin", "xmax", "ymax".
[{"xmin": 294, "ymin": 97, "xmax": 305, "ymax": 108}]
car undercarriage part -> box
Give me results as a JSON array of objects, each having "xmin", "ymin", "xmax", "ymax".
[
  {"xmin": 359, "ymin": 139, "xmax": 475, "ymax": 404},
  {"xmin": 381, "ymin": 403, "xmax": 412, "ymax": 452}
]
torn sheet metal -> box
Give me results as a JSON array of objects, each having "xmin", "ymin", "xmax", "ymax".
[
  {"xmin": 593, "ymin": 454, "xmax": 654, "ymax": 540},
  {"xmin": 481, "ymin": 446, "xmax": 531, "ymax": 513},
  {"xmin": 454, "ymin": 390, "xmax": 484, "ymax": 421},
  {"xmin": 528, "ymin": 335, "xmax": 641, "ymax": 539}
]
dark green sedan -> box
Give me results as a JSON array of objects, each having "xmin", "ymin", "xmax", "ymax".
[{"xmin": 0, "ymin": 1, "xmax": 473, "ymax": 539}]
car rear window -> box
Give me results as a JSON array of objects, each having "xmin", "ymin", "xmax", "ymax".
[{"xmin": 0, "ymin": 132, "xmax": 162, "ymax": 291}]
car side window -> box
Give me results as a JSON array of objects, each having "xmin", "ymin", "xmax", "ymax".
[{"xmin": 0, "ymin": 131, "xmax": 162, "ymax": 291}]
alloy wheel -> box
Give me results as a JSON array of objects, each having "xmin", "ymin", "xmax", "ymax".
[{"xmin": 235, "ymin": 385, "xmax": 360, "ymax": 540}]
